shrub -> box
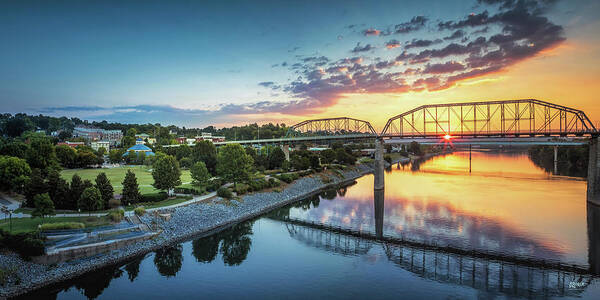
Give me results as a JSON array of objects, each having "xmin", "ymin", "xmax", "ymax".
[
  {"xmin": 134, "ymin": 207, "xmax": 146, "ymax": 216},
  {"xmin": 108, "ymin": 198, "xmax": 121, "ymax": 209},
  {"xmin": 107, "ymin": 209, "xmax": 125, "ymax": 222},
  {"xmin": 141, "ymin": 192, "xmax": 169, "ymax": 203},
  {"xmin": 272, "ymin": 188, "xmax": 282, "ymax": 193},
  {"xmin": 206, "ymin": 178, "xmax": 223, "ymax": 192},
  {"xmin": 276, "ymin": 174, "xmax": 293, "ymax": 183},
  {"xmin": 268, "ymin": 177, "xmax": 280, "ymax": 187},
  {"xmin": 247, "ymin": 178, "xmax": 269, "ymax": 192},
  {"xmin": 0, "ymin": 230, "xmax": 45, "ymax": 258},
  {"xmin": 217, "ymin": 187, "xmax": 233, "ymax": 199},
  {"xmin": 173, "ymin": 187, "xmax": 204, "ymax": 195},
  {"xmin": 233, "ymin": 183, "xmax": 249, "ymax": 195},
  {"xmin": 39, "ymin": 222, "xmax": 85, "ymax": 231}
]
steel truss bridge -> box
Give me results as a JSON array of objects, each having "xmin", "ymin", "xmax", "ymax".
[
  {"xmin": 207, "ymin": 99, "xmax": 596, "ymax": 146},
  {"xmin": 271, "ymin": 217, "xmax": 594, "ymax": 298}
]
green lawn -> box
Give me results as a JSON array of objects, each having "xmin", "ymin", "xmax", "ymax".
[
  {"xmin": 0, "ymin": 216, "xmax": 111, "ymax": 233},
  {"xmin": 60, "ymin": 166, "xmax": 192, "ymax": 194}
]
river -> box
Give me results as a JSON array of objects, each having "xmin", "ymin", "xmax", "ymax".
[{"xmin": 18, "ymin": 150, "xmax": 600, "ymax": 299}]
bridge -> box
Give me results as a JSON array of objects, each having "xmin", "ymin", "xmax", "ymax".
[{"xmin": 167, "ymin": 99, "xmax": 600, "ymax": 204}]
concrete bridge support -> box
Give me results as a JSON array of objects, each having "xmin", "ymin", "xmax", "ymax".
[
  {"xmin": 281, "ymin": 144, "xmax": 290, "ymax": 161},
  {"xmin": 588, "ymin": 137, "xmax": 600, "ymax": 206},
  {"xmin": 374, "ymin": 189, "xmax": 384, "ymax": 239},
  {"xmin": 554, "ymin": 145, "xmax": 558, "ymax": 174},
  {"xmin": 374, "ymin": 138, "xmax": 385, "ymax": 190}
]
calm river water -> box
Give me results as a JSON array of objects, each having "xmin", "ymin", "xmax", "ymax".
[{"xmin": 19, "ymin": 150, "xmax": 600, "ymax": 299}]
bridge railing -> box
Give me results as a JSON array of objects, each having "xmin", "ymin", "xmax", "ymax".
[
  {"xmin": 380, "ymin": 99, "xmax": 597, "ymax": 138},
  {"xmin": 286, "ymin": 117, "xmax": 377, "ymax": 138}
]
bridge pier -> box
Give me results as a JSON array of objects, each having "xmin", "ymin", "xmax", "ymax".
[
  {"xmin": 588, "ymin": 137, "xmax": 600, "ymax": 206},
  {"xmin": 281, "ymin": 144, "xmax": 290, "ymax": 161},
  {"xmin": 374, "ymin": 189, "xmax": 384, "ymax": 239},
  {"xmin": 554, "ymin": 145, "xmax": 558, "ymax": 175},
  {"xmin": 588, "ymin": 202, "xmax": 600, "ymax": 275},
  {"xmin": 374, "ymin": 138, "xmax": 385, "ymax": 190}
]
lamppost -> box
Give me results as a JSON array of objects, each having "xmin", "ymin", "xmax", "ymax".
[{"xmin": 1, "ymin": 205, "xmax": 13, "ymax": 232}]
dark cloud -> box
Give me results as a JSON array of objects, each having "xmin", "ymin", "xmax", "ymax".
[
  {"xmin": 351, "ymin": 43, "xmax": 374, "ymax": 53},
  {"xmin": 394, "ymin": 16, "xmax": 428, "ymax": 34},
  {"xmin": 444, "ymin": 29, "xmax": 466, "ymax": 40},
  {"xmin": 438, "ymin": 11, "xmax": 490, "ymax": 30},
  {"xmin": 258, "ymin": 81, "xmax": 275, "ymax": 87},
  {"xmin": 385, "ymin": 39, "xmax": 401, "ymax": 49},
  {"xmin": 405, "ymin": 39, "xmax": 443, "ymax": 49},
  {"xmin": 422, "ymin": 61, "xmax": 466, "ymax": 74}
]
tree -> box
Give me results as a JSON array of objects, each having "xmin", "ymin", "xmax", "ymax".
[
  {"xmin": 46, "ymin": 169, "xmax": 70, "ymax": 209},
  {"xmin": 216, "ymin": 144, "xmax": 253, "ymax": 187},
  {"xmin": 32, "ymin": 193, "xmax": 55, "ymax": 218},
  {"xmin": 56, "ymin": 145, "xmax": 77, "ymax": 168},
  {"xmin": 290, "ymin": 154, "xmax": 310, "ymax": 170},
  {"xmin": 175, "ymin": 144, "xmax": 191, "ymax": 161},
  {"xmin": 320, "ymin": 149, "xmax": 336, "ymax": 164},
  {"xmin": 190, "ymin": 161, "xmax": 210, "ymax": 187},
  {"xmin": 268, "ymin": 147, "xmax": 286, "ymax": 169},
  {"xmin": 79, "ymin": 186, "xmax": 103, "ymax": 213},
  {"xmin": 191, "ymin": 141, "xmax": 217, "ymax": 174},
  {"xmin": 408, "ymin": 141, "xmax": 422, "ymax": 156},
  {"xmin": 26, "ymin": 137, "xmax": 59, "ymax": 173},
  {"xmin": 122, "ymin": 170, "xmax": 141, "ymax": 205},
  {"xmin": 95, "ymin": 173, "xmax": 114, "ymax": 208},
  {"xmin": 70, "ymin": 175, "xmax": 92, "ymax": 210},
  {"xmin": 57, "ymin": 130, "xmax": 72, "ymax": 141},
  {"xmin": 108, "ymin": 149, "xmax": 124, "ymax": 164},
  {"xmin": 77, "ymin": 150, "xmax": 100, "ymax": 168},
  {"xmin": 3, "ymin": 115, "xmax": 34, "ymax": 137},
  {"xmin": 152, "ymin": 155, "xmax": 181, "ymax": 194},
  {"xmin": 97, "ymin": 147, "xmax": 107, "ymax": 157},
  {"xmin": 0, "ymin": 155, "xmax": 31, "ymax": 193},
  {"xmin": 24, "ymin": 168, "xmax": 46, "ymax": 207},
  {"xmin": 179, "ymin": 157, "xmax": 192, "ymax": 169},
  {"xmin": 0, "ymin": 141, "xmax": 29, "ymax": 159}
]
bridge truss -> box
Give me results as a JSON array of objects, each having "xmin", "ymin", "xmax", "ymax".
[
  {"xmin": 286, "ymin": 117, "xmax": 377, "ymax": 138},
  {"xmin": 381, "ymin": 99, "xmax": 596, "ymax": 138}
]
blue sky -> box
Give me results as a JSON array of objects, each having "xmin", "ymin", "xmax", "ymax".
[{"xmin": 1, "ymin": 0, "xmax": 598, "ymax": 127}]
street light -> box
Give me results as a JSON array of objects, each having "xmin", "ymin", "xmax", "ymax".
[{"xmin": 1, "ymin": 205, "xmax": 13, "ymax": 232}]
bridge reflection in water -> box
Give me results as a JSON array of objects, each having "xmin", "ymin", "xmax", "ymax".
[{"xmin": 273, "ymin": 188, "xmax": 600, "ymax": 299}]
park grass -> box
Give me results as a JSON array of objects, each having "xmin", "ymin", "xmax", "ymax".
[
  {"xmin": 0, "ymin": 216, "xmax": 111, "ymax": 233},
  {"xmin": 60, "ymin": 166, "xmax": 192, "ymax": 194},
  {"xmin": 126, "ymin": 195, "xmax": 194, "ymax": 210}
]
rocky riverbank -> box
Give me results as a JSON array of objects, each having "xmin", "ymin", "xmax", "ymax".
[{"xmin": 0, "ymin": 164, "xmax": 373, "ymax": 299}]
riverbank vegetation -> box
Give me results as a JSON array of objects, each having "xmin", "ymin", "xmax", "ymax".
[{"xmin": 528, "ymin": 145, "xmax": 588, "ymax": 177}]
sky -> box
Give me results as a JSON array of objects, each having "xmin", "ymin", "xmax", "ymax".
[{"xmin": 0, "ymin": 0, "xmax": 599, "ymax": 130}]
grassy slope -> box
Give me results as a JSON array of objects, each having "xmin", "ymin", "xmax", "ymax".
[
  {"xmin": 60, "ymin": 166, "xmax": 192, "ymax": 194},
  {"xmin": 0, "ymin": 216, "xmax": 111, "ymax": 233}
]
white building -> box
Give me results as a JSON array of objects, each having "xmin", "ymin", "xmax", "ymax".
[{"xmin": 91, "ymin": 141, "xmax": 110, "ymax": 152}]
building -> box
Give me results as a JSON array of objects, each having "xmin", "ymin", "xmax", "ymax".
[
  {"xmin": 91, "ymin": 141, "xmax": 110, "ymax": 152},
  {"xmin": 135, "ymin": 138, "xmax": 145, "ymax": 145},
  {"xmin": 175, "ymin": 137, "xmax": 187, "ymax": 144},
  {"xmin": 73, "ymin": 126, "xmax": 123, "ymax": 146},
  {"xmin": 195, "ymin": 132, "xmax": 226, "ymax": 143},
  {"xmin": 57, "ymin": 141, "xmax": 85, "ymax": 148},
  {"xmin": 122, "ymin": 144, "xmax": 155, "ymax": 157}
]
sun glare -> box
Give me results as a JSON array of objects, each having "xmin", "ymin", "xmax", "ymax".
[{"xmin": 444, "ymin": 134, "xmax": 452, "ymax": 140}]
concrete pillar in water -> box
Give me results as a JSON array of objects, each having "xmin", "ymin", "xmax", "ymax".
[
  {"xmin": 281, "ymin": 144, "xmax": 290, "ymax": 161},
  {"xmin": 374, "ymin": 138, "xmax": 385, "ymax": 190},
  {"xmin": 588, "ymin": 137, "xmax": 600, "ymax": 205},
  {"xmin": 374, "ymin": 189, "xmax": 384, "ymax": 239},
  {"xmin": 554, "ymin": 145, "xmax": 558, "ymax": 175}
]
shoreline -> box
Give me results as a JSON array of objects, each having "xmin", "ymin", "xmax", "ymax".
[{"xmin": 0, "ymin": 164, "xmax": 374, "ymax": 299}]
